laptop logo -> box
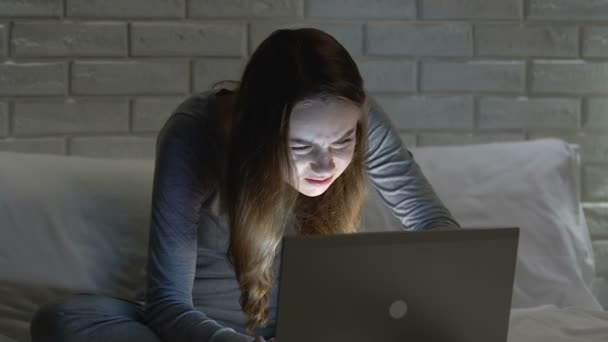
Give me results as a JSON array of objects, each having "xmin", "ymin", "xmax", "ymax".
[{"xmin": 389, "ymin": 300, "xmax": 408, "ymax": 319}]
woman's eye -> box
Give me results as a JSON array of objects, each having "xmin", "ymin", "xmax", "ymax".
[
  {"xmin": 291, "ymin": 145, "xmax": 311, "ymax": 152},
  {"xmin": 334, "ymin": 138, "xmax": 354, "ymax": 147}
]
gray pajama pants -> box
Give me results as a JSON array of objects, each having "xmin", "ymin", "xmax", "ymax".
[{"xmin": 30, "ymin": 293, "xmax": 162, "ymax": 342}]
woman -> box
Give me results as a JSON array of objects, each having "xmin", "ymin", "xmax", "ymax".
[{"xmin": 30, "ymin": 28, "xmax": 459, "ymax": 342}]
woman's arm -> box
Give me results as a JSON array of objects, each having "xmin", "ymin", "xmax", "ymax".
[
  {"xmin": 143, "ymin": 112, "xmax": 253, "ymax": 342},
  {"xmin": 365, "ymin": 95, "xmax": 460, "ymax": 231}
]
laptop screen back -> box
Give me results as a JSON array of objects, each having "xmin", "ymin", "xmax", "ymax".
[{"xmin": 275, "ymin": 227, "xmax": 519, "ymax": 342}]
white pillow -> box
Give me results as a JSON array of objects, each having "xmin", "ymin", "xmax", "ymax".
[
  {"xmin": 0, "ymin": 152, "xmax": 154, "ymax": 342},
  {"xmin": 362, "ymin": 138, "xmax": 602, "ymax": 310},
  {"xmin": 0, "ymin": 137, "xmax": 600, "ymax": 342}
]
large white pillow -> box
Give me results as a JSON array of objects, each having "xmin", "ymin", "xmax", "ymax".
[
  {"xmin": 362, "ymin": 138, "xmax": 602, "ymax": 310},
  {"xmin": 0, "ymin": 152, "xmax": 154, "ymax": 342}
]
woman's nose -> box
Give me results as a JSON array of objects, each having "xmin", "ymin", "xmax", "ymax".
[{"xmin": 310, "ymin": 150, "xmax": 335, "ymax": 174}]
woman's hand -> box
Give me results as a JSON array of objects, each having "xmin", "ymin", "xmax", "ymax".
[{"xmin": 254, "ymin": 337, "xmax": 275, "ymax": 342}]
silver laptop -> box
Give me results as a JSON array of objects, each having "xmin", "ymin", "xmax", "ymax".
[{"xmin": 275, "ymin": 227, "xmax": 519, "ymax": 342}]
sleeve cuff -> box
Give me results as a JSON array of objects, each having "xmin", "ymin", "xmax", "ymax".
[{"xmin": 210, "ymin": 327, "xmax": 256, "ymax": 342}]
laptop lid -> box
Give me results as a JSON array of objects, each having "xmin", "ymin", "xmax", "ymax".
[{"xmin": 275, "ymin": 227, "xmax": 519, "ymax": 342}]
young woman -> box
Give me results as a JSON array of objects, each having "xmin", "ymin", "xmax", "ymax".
[{"xmin": 30, "ymin": 28, "xmax": 459, "ymax": 342}]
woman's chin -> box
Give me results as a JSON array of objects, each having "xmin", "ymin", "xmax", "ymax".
[{"xmin": 297, "ymin": 184, "xmax": 330, "ymax": 197}]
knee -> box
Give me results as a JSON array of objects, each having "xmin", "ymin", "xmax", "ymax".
[{"xmin": 30, "ymin": 294, "xmax": 145, "ymax": 342}]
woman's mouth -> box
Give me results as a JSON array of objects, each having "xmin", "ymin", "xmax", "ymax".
[{"xmin": 305, "ymin": 176, "xmax": 333, "ymax": 185}]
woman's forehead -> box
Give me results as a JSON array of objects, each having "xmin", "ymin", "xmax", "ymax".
[{"xmin": 289, "ymin": 100, "xmax": 360, "ymax": 139}]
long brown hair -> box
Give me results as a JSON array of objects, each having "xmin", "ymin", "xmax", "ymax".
[{"xmin": 216, "ymin": 28, "xmax": 369, "ymax": 334}]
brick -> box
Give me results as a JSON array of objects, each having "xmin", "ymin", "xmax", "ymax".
[
  {"xmin": 528, "ymin": 0, "xmax": 608, "ymax": 20},
  {"xmin": 0, "ymin": 137, "xmax": 66, "ymax": 155},
  {"xmin": 479, "ymin": 97, "xmax": 580, "ymax": 129},
  {"xmin": 12, "ymin": 22, "xmax": 127, "ymax": 57},
  {"xmin": 584, "ymin": 26, "xmax": 608, "ymax": 57},
  {"xmin": 69, "ymin": 136, "xmax": 156, "ymax": 159},
  {"xmin": 571, "ymin": 134, "xmax": 607, "ymax": 164},
  {"xmin": 529, "ymin": 133, "xmax": 608, "ymax": 163},
  {"xmin": 131, "ymin": 22, "xmax": 243, "ymax": 57},
  {"xmin": 193, "ymin": 58, "xmax": 244, "ymax": 92},
  {"xmin": 476, "ymin": 24, "xmax": 578, "ymax": 57},
  {"xmin": 250, "ymin": 22, "xmax": 363, "ymax": 56},
  {"xmin": 593, "ymin": 241, "xmax": 608, "ymax": 276},
  {"xmin": 0, "ymin": 23, "xmax": 5, "ymax": 57},
  {"xmin": 532, "ymin": 61, "xmax": 608, "ymax": 95},
  {"xmin": 584, "ymin": 205, "xmax": 608, "ymax": 239},
  {"xmin": 0, "ymin": 62, "xmax": 65, "ymax": 95},
  {"xmin": 421, "ymin": 61, "xmax": 524, "ymax": 93},
  {"xmin": 13, "ymin": 98, "xmax": 129, "ymax": 136},
  {"xmin": 418, "ymin": 132, "xmax": 525, "ymax": 147},
  {"xmin": 307, "ymin": 0, "xmax": 415, "ymax": 19},
  {"xmin": 133, "ymin": 97, "xmax": 185, "ymax": 132},
  {"xmin": 67, "ymin": 0, "xmax": 185, "ymax": 18},
  {"xmin": 585, "ymin": 165, "xmax": 608, "ymax": 201},
  {"xmin": 592, "ymin": 277, "xmax": 608, "ymax": 306},
  {"xmin": 399, "ymin": 133, "xmax": 416, "ymax": 148},
  {"xmin": 375, "ymin": 95, "xmax": 473, "ymax": 129},
  {"xmin": 0, "ymin": 102, "xmax": 6, "ymax": 137},
  {"xmin": 586, "ymin": 98, "xmax": 608, "ymax": 129},
  {"xmin": 357, "ymin": 59, "xmax": 415, "ymax": 93},
  {"xmin": 366, "ymin": 22, "xmax": 471, "ymax": 57},
  {"xmin": 421, "ymin": 0, "xmax": 521, "ymax": 19},
  {"xmin": 189, "ymin": 0, "xmax": 302, "ymax": 17},
  {"xmin": 0, "ymin": 0, "xmax": 62, "ymax": 17},
  {"xmin": 72, "ymin": 61, "xmax": 189, "ymax": 95}
]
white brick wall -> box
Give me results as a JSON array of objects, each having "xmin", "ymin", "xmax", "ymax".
[
  {"xmin": 421, "ymin": 61, "xmax": 525, "ymax": 93},
  {"xmin": 531, "ymin": 61, "xmax": 608, "ymax": 94},
  {"xmin": 476, "ymin": 24, "xmax": 578, "ymax": 57},
  {"xmin": 0, "ymin": 23, "xmax": 6, "ymax": 57},
  {"xmin": 588, "ymin": 98, "xmax": 608, "ymax": 128},
  {"xmin": 189, "ymin": 0, "xmax": 301, "ymax": 18},
  {"xmin": 12, "ymin": 22, "xmax": 128, "ymax": 57},
  {"xmin": 528, "ymin": 0, "xmax": 608, "ymax": 20},
  {"xmin": 375, "ymin": 95, "xmax": 474, "ymax": 129},
  {"xmin": 0, "ymin": 0, "xmax": 63, "ymax": 17},
  {"xmin": 585, "ymin": 166, "xmax": 608, "ymax": 201},
  {"xmin": 0, "ymin": 62, "xmax": 66, "ymax": 95},
  {"xmin": 478, "ymin": 97, "xmax": 580, "ymax": 129},
  {"xmin": 0, "ymin": 0, "xmax": 607, "ymax": 279},
  {"xmin": 250, "ymin": 21, "xmax": 362, "ymax": 55},
  {"xmin": 366, "ymin": 22, "xmax": 471, "ymax": 57},
  {"xmin": 421, "ymin": 0, "xmax": 522, "ymax": 19},
  {"xmin": 13, "ymin": 98, "xmax": 129, "ymax": 136},
  {"xmin": 0, "ymin": 101, "xmax": 7, "ymax": 137},
  {"xmin": 584, "ymin": 26, "xmax": 608, "ymax": 57},
  {"xmin": 586, "ymin": 206, "xmax": 608, "ymax": 238},
  {"xmin": 71, "ymin": 61, "xmax": 190, "ymax": 94},
  {"xmin": 67, "ymin": 0, "xmax": 186, "ymax": 18},
  {"xmin": 131, "ymin": 22, "xmax": 245, "ymax": 56},
  {"xmin": 307, "ymin": 0, "xmax": 414, "ymax": 19}
]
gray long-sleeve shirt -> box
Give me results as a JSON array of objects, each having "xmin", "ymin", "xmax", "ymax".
[{"xmin": 141, "ymin": 89, "xmax": 460, "ymax": 342}]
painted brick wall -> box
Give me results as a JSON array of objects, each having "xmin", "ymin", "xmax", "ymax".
[{"xmin": 0, "ymin": 0, "xmax": 607, "ymax": 293}]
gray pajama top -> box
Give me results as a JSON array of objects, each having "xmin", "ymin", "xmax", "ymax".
[{"xmin": 141, "ymin": 88, "xmax": 460, "ymax": 342}]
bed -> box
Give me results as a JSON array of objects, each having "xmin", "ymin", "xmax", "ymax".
[{"xmin": 1, "ymin": 138, "xmax": 607, "ymax": 341}]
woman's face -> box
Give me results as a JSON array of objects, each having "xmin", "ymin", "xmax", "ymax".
[{"xmin": 286, "ymin": 98, "xmax": 361, "ymax": 197}]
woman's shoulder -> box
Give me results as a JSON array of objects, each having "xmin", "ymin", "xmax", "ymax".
[
  {"xmin": 154, "ymin": 90, "xmax": 227, "ymax": 175},
  {"xmin": 154, "ymin": 90, "xmax": 225, "ymax": 207}
]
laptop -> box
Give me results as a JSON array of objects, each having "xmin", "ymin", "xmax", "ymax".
[{"xmin": 274, "ymin": 227, "xmax": 519, "ymax": 342}]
